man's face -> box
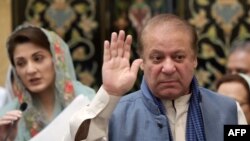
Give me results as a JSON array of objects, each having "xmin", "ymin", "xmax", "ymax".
[
  {"xmin": 227, "ymin": 50, "xmax": 250, "ymax": 75},
  {"xmin": 141, "ymin": 26, "xmax": 197, "ymax": 100}
]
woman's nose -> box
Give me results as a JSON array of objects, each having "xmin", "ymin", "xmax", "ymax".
[{"xmin": 26, "ymin": 62, "xmax": 37, "ymax": 74}]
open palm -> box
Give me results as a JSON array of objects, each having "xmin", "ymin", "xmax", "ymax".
[{"xmin": 102, "ymin": 30, "xmax": 142, "ymax": 96}]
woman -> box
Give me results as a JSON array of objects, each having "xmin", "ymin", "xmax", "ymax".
[
  {"xmin": 0, "ymin": 25, "xmax": 95, "ymax": 140},
  {"xmin": 216, "ymin": 73, "xmax": 250, "ymax": 124}
]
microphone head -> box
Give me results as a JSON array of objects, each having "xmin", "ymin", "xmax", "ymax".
[{"xmin": 19, "ymin": 102, "xmax": 28, "ymax": 112}]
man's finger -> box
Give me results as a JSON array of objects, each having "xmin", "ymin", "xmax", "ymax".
[
  {"xmin": 110, "ymin": 32, "xmax": 118, "ymax": 57},
  {"xmin": 123, "ymin": 35, "xmax": 132, "ymax": 59},
  {"xmin": 117, "ymin": 30, "xmax": 125, "ymax": 57},
  {"xmin": 103, "ymin": 40, "xmax": 110, "ymax": 62}
]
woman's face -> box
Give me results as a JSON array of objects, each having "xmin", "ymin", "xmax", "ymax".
[
  {"xmin": 217, "ymin": 81, "xmax": 250, "ymax": 123},
  {"xmin": 217, "ymin": 82, "xmax": 249, "ymax": 107},
  {"xmin": 13, "ymin": 42, "xmax": 55, "ymax": 94}
]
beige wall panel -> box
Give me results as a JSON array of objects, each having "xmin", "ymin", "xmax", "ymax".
[{"xmin": 0, "ymin": 0, "xmax": 11, "ymax": 86}]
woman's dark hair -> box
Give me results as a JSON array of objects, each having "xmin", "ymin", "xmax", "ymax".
[
  {"xmin": 216, "ymin": 74, "xmax": 250, "ymax": 103},
  {"xmin": 7, "ymin": 26, "xmax": 50, "ymax": 66}
]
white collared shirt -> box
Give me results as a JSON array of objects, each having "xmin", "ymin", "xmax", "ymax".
[{"xmin": 162, "ymin": 94, "xmax": 247, "ymax": 141}]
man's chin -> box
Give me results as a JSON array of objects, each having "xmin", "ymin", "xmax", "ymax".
[{"xmin": 155, "ymin": 90, "xmax": 182, "ymax": 100}]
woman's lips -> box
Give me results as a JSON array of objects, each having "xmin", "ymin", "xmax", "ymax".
[{"xmin": 29, "ymin": 78, "xmax": 41, "ymax": 85}]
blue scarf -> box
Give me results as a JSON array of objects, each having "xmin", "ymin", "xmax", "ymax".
[
  {"xmin": 141, "ymin": 76, "xmax": 206, "ymax": 141},
  {"xmin": 186, "ymin": 77, "xmax": 206, "ymax": 141}
]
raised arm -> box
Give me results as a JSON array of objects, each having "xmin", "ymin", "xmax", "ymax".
[{"xmin": 65, "ymin": 30, "xmax": 142, "ymax": 141}]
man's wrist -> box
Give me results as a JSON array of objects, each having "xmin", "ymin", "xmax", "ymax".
[{"xmin": 102, "ymin": 85, "xmax": 124, "ymax": 96}]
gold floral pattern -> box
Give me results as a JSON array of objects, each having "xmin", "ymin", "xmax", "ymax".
[{"xmin": 186, "ymin": 0, "xmax": 250, "ymax": 89}]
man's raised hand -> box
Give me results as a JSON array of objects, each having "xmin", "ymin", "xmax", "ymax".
[{"xmin": 102, "ymin": 30, "xmax": 142, "ymax": 96}]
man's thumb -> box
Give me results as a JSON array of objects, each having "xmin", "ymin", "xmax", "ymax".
[{"xmin": 131, "ymin": 59, "xmax": 143, "ymax": 74}]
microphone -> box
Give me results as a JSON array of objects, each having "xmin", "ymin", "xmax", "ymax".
[
  {"xmin": 3, "ymin": 102, "xmax": 28, "ymax": 141},
  {"xmin": 19, "ymin": 102, "xmax": 28, "ymax": 112}
]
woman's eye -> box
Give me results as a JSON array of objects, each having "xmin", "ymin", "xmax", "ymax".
[
  {"xmin": 16, "ymin": 61, "xmax": 26, "ymax": 67},
  {"xmin": 34, "ymin": 55, "xmax": 43, "ymax": 62}
]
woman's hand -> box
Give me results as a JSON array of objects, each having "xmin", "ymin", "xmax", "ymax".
[
  {"xmin": 102, "ymin": 30, "xmax": 142, "ymax": 96},
  {"xmin": 0, "ymin": 110, "xmax": 22, "ymax": 141}
]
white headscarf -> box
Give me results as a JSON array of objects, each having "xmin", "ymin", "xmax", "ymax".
[
  {"xmin": 238, "ymin": 73, "xmax": 250, "ymax": 91},
  {"xmin": 4, "ymin": 66, "xmax": 15, "ymax": 101}
]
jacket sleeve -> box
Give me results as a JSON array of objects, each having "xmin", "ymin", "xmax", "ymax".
[{"xmin": 64, "ymin": 86, "xmax": 121, "ymax": 141}]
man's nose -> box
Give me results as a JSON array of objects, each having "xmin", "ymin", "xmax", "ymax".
[{"xmin": 161, "ymin": 58, "xmax": 176, "ymax": 74}]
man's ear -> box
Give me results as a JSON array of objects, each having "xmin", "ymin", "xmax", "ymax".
[{"xmin": 193, "ymin": 58, "xmax": 198, "ymax": 68}]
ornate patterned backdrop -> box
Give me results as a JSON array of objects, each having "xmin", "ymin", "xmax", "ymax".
[
  {"xmin": 12, "ymin": 0, "xmax": 250, "ymax": 91},
  {"xmin": 184, "ymin": 0, "xmax": 250, "ymax": 89}
]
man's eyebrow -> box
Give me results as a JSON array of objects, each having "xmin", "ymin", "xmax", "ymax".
[{"xmin": 150, "ymin": 49, "xmax": 163, "ymax": 53}]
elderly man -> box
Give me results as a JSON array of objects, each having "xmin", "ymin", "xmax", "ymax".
[
  {"xmin": 66, "ymin": 14, "xmax": 247, "ymax": 141},
  {"xmin": 227, "ymin": 40, "xmax": 250, "ymax": 75}
]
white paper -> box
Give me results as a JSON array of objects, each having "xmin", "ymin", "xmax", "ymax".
[{"xmin": 30, "ymin": 95, "xmax": 90, "ymax": 141}]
